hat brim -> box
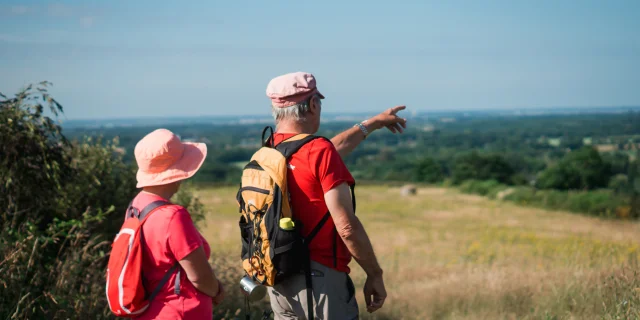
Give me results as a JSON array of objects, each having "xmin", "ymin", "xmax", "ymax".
[
  {"xmin": 136, "ymin": 142, "xmax": 207, "ymax": 188},
  {"xmin": 271, "ymin": 90, "xmax": 325, "ymax": 108}
]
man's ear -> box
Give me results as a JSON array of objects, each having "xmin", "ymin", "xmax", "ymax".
[{"xmin": 309, "ymin": 97, "xmax": 320, "ymax": 115}]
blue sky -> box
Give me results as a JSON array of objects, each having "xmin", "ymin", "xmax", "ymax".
[{"xmin": 1, "ymin": 1, "xmax": 639, "ymax": 119}]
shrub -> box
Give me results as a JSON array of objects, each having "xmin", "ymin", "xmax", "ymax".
[
  {"xmin": 608, "ymin": 174, "xmax": 629, "ymax": 194},
  {"xmin": 459, "ymin": 180, "xmax": 508, "ymax": 198},
  {"xmin": 452, "ymin": 151, "xmax": 515, "ymax": 185},
  {"xmin": 414, "ymin": 157, "xmax": 445, "ymax": 183},
  {"xmin": 1, "ymin": 83, "xmax": 136, "ymax": 318},
  {"xmin": 503, "ymin": 187, "xmax": 626, "ymax": 218},
  {"xmin": 0, "ymin": 84, "xmax": 203, "ymax": 319},
  {"xmin": 536, "ymin": 147, "xmax": 612, "ymax": 190}
]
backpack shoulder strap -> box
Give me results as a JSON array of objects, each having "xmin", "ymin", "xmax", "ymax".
[
  {"xmin": 134, "ymin": 199, "xmax": 180, "ymax": 298},
  {"xmin": 147, "ymin": 263, "xmax": 180, "ymax": 301},
  {"xmin": 138, "ymin": 200, "xmax": 172, "ymax": 222},
  {"xmin": 275, "ymin": 134, "xmax": 326, "ymax": 159},
  {"xmin": 305, "ymin": 184, "xmax": 356, "ymax": 244}
]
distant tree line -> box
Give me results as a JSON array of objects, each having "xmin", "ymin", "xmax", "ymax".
[{"xmin": 65, "ymin": 107, "xmax": 640, "ymax": 218}]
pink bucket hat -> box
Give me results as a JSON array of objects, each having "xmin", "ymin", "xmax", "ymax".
[
  {"xmin": 266, "ymin": 72, "xmax": 325, "ymax": 108},
  {"xmin": 134, "ymin": 129, "xmax": 207, "ymax": 188}
]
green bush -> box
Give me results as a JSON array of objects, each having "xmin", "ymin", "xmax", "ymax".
[
  {"xmin": 0, "ymin": 84, "xmax": 205, "ymax": 319},
  {"xmin": 452, "ymin": 151, "xmax": 515, "ymax": 185},
  {"xmin": 458, "ymin": 178, "xmax": 628, "ymax": 218},
  {"xmin": 536, "ymin": 147, "xmax": 612, "ymax": 190},
  {"xmin": 608, "ymin": 174, "xmax": 629, "ymax": 194},
  {"xmin": 414, "ymin": 157, "xmax": 445, "ymax": 183},
  {"xmin": 503, "ymin": 187, "xmax": 626, "ymax": 218},
  {"xmin": 459, "ymin": 180, "xmax": 508, "ymax": 198},
  {"xmin": 1, "ymin": 83, "xmax": 133, "ymax": 319}
]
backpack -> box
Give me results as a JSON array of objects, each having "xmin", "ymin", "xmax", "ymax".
[
  {"xmin": 237, "ymin": 127, "xmax": 356, "ymax": 320},
  {"xmin": 106, "ymin": 200, "xmax": 180, "ymax": 317}
]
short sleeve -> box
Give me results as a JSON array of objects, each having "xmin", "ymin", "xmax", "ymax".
[
  {"xmin": 167, "ymin": 207, "xmax": 203, "ymax": 261},
  {"xmin": 308, "ymin": 138, "xmax": 355, "ymax": 193}
]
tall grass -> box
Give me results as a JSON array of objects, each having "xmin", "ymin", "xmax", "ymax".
[{"xmin": 196, "ymin": 186, "xmax": 640, "ymax": 319}]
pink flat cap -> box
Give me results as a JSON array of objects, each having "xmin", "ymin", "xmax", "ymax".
[
  {"xmin": 134, "ymin": 129, "xmax": 207, "ymax": 188},
  {"xmin": 266, "ymin": 72, "xmax": 325, "ymax": 108}
]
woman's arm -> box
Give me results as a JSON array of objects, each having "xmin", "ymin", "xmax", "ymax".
[{"xmin": 179, "ymin": 246, "xmax": 220, "ymax": 297}]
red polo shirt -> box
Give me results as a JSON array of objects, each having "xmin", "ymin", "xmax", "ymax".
[{"xmin": 273, "ymin": 133, "xmax": 355, "ymax": 273}]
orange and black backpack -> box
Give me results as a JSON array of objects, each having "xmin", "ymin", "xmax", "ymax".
[{"xmin": 236, "ymin": 127, "xmax": 356, "ymax": 320}]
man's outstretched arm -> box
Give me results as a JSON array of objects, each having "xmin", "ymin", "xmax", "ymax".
[{"xmin": 331, "ymin": 106, "xmax": 407, "ymax": 158}]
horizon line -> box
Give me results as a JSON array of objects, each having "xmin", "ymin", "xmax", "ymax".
[{"xmin": 60, "ymin": 105, "xmax": 640, "ymax": 122}]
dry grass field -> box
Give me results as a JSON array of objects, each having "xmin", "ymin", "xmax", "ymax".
[{"xmin": 196, "ymin": 186, "xmax": 640, "ymax": 320}]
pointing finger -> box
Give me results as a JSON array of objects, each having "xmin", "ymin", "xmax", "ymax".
[{"xmin": 389, "ymin": 105, "xmax": 406, "ymax": 115}]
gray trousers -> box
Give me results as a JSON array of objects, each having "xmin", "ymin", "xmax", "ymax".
[{"xmin": 268, "ymin": 261, "xmax": 359, "ymax": 320}]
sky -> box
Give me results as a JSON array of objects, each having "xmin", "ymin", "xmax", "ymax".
[{"xmin": 1, "ymin": 1, "xmax": 639, "ymax": 120}]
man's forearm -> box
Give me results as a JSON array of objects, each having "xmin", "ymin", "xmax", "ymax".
[
  {"xmin": 331, "ymin": 120, "xmax": 381, "ymax": 158},
  {"xmin": 337, "ymin": 217, "xmax": 383, "ymax": 277}
]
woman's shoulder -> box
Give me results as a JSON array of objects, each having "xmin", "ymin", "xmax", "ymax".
[{"xmin": 132, "ymin": 192, "xmax": 189, "ymax": 220}]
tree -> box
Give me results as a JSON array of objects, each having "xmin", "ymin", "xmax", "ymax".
[
  {"xmin": 451, "ymin": 151, "xmax": 514, "ymax": 184},
  {"xmin": 415, "ymin": 157, "xmax": 444, "ymax": 183},
  {"xmin": 536, "ymin": 147, "xmax": 611, "ymax": 190},
  {"xmin": 602, "ymin": 152, "xmax": 630, "ymax": 176}
]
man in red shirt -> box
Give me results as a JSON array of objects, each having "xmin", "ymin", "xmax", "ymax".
[{"xmin": 265, "ymin": 72, "xmax": 407, "ymax": 319}]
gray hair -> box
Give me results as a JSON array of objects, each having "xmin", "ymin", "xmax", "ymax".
[{"xmin": 271, "ymin": 101, "xmax": 310, "ymax": 123}]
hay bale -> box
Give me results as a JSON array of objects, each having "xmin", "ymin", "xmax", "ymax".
[{"xmin": 400, "ymin": 184, "xmax": 417, "ymax": 196}]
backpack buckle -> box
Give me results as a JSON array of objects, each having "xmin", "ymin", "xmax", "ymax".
[{"xmin": 128, "ymin": 207, "xmax": 140, "ymax": 219}]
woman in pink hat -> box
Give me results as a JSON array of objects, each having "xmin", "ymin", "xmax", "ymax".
[{"xmin": 130, "ymin": 128, "xmax": 223, "ymax": 320}]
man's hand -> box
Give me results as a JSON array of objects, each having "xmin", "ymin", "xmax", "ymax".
[
  {"xmin": 331, "ymin": 105, "xmax": 407, "ymax": 157},
  {"xmin": 363, "ymin": 273, "xmax": 387, "ymax": 313},
  {"xmin": 212, "ymin": 281, "xmax": 225, "ymax": 306},
  {"xmin": 367, "ymin": 105, "xmax": 407, "ymax": 134}
]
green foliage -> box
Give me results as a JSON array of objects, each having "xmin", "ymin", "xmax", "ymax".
[
  {"xmin": 536, "ymin": 147, "xmax": 612, "ymax": 190},
  {"xmin": 459, "ymin": 180, "xmax": 508, "ymax": 198},
  {"xmin": 173, "ymin": 182, "xmax": 206, "ymax": 226},
  {"xmin": 414, "ymin": 157, "xmax": 445, "ymax": 183},
  {"xmin": 452, "ymin": 151, "xmax": 515, "ymax": 185},
  {"xmin": 458, "ymin": 179, "xmax": 628, "ymax": 218},
  {"xmin": 190, "ymin": 156, "xmax": 242, "ymax": 184},
  {"xmin": 0, "ymin": 84, "xmax": 138, "ymax": 319},
  {"xmin": 503, "ymin": 187, "xmax": 625, "ymax": 217},
  {"xmin": 608, "ymin": 174, "xmax": 630, "ymax": 194},
  {"xmin": 64, "ymin": 107, "xmax": 640, "ymax": 218},
  {"xmin": 602, "ymin": 152, "xmax": 630, "ymax": 176}
]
